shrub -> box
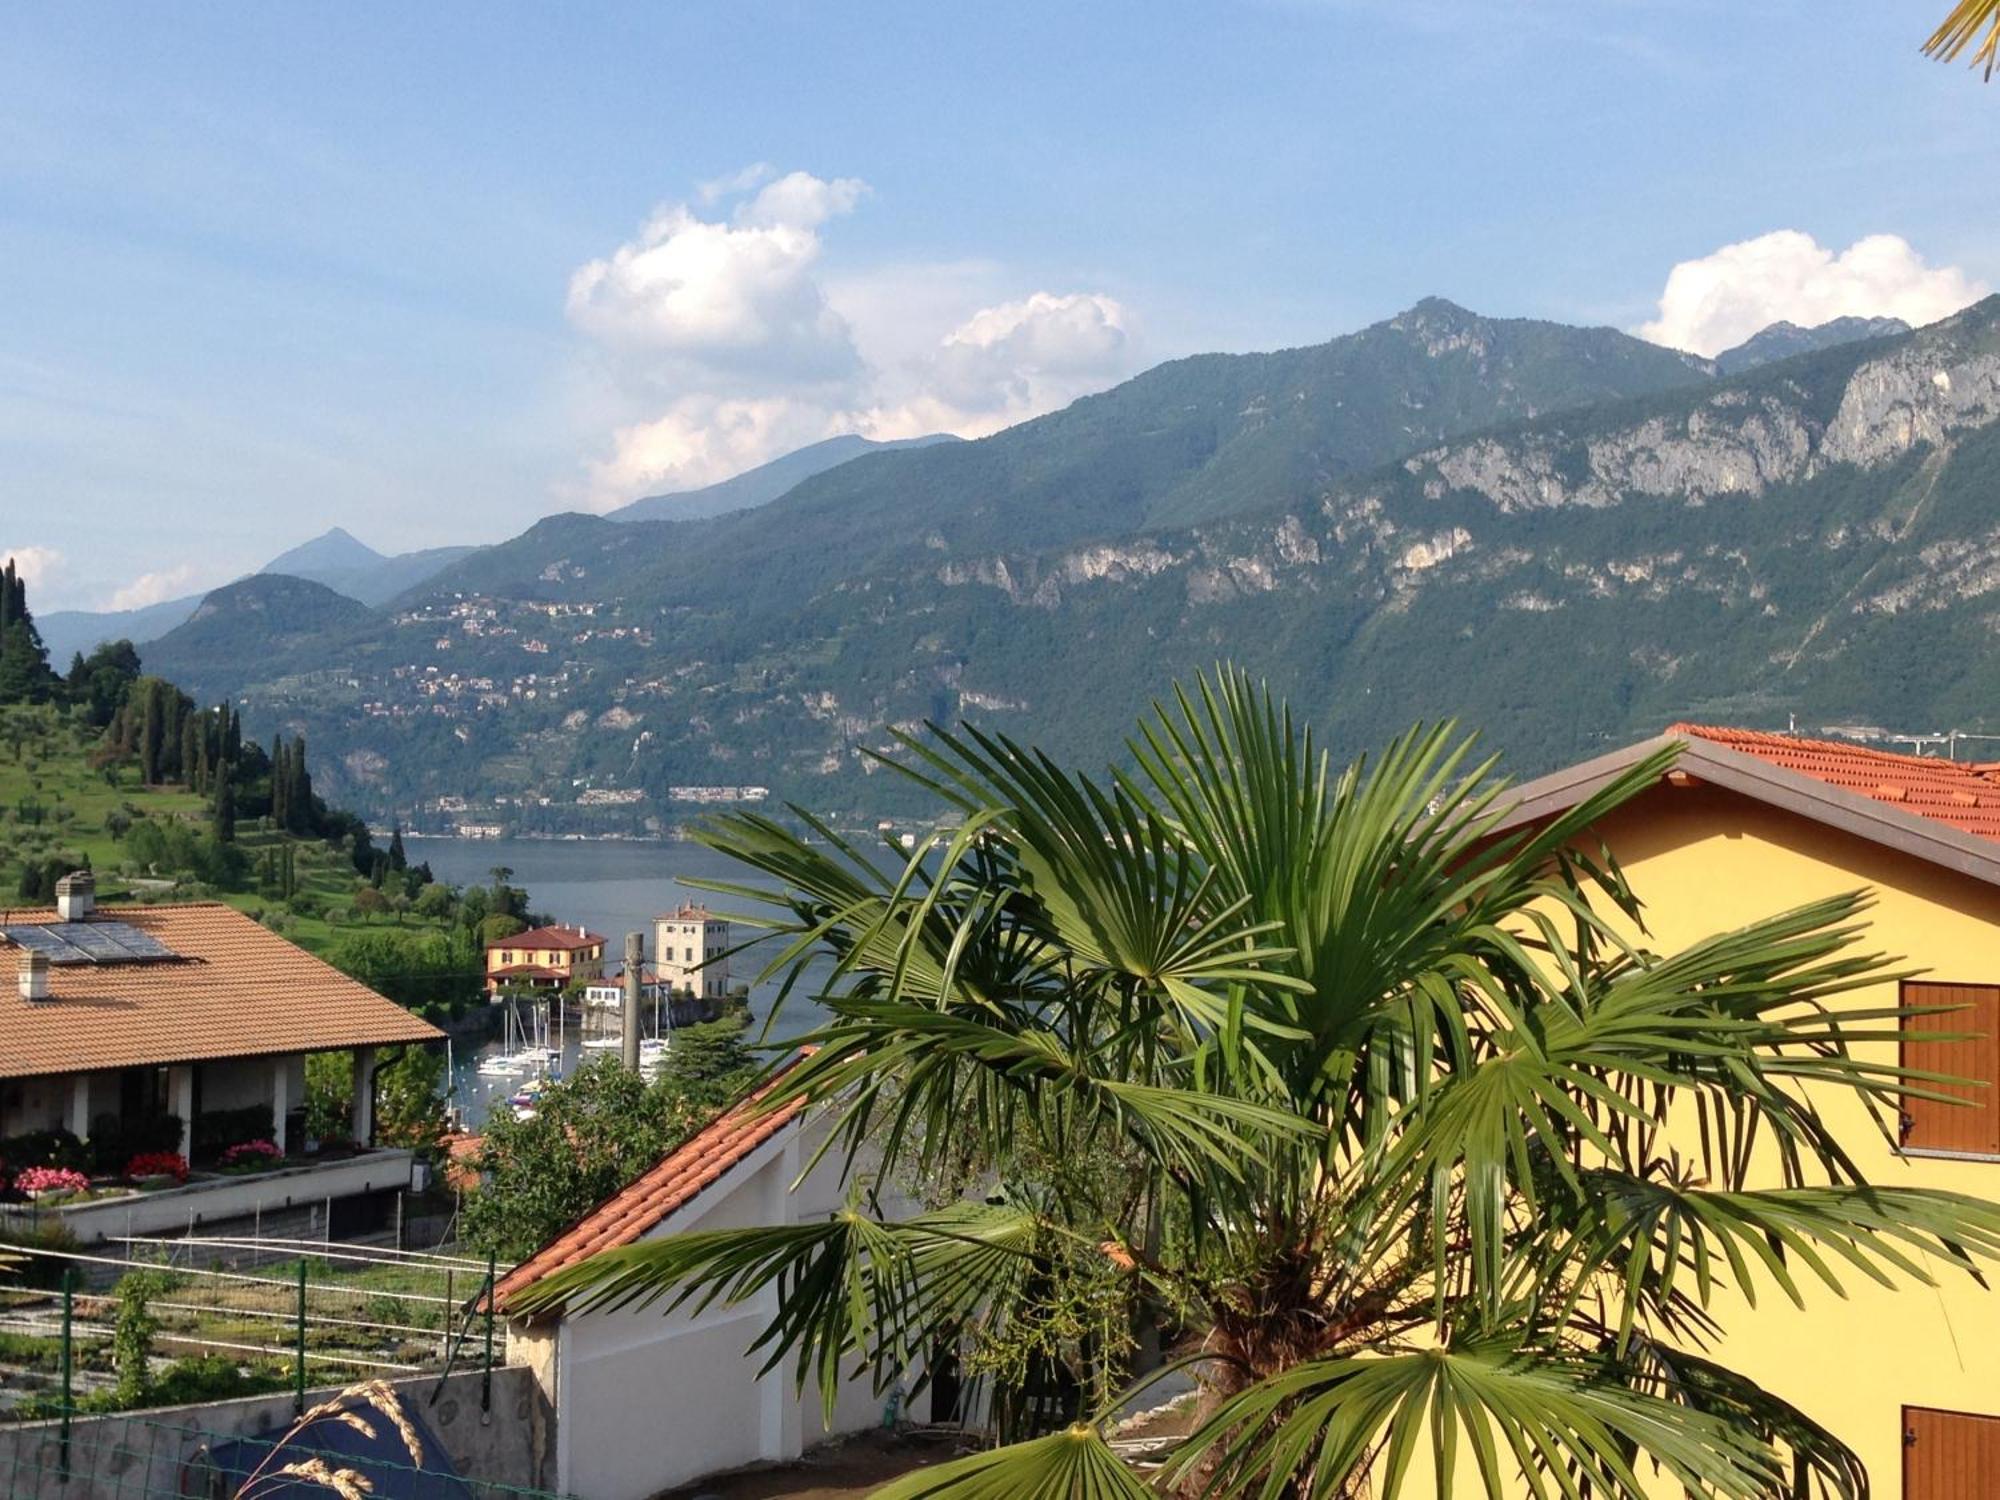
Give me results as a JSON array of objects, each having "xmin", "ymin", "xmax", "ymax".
[
  {"xmin": 0, "ymin": 1128, "xmax": 88, "ymax": 1175},
  {"xmin": 89, "ymin": 1109, "xmax": 183, "ymax": 1171},
  {"xmin": 192, "ymin": 1104, "xmax": 274, "ymax": 1160}
]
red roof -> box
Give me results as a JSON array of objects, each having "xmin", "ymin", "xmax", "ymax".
[
  {"xmin": 487, "ymin": 925, "xmax": 604, "ymax": 953},
  {"xmin": 0, "ymin": 903, "xmax": 440, "ymax": 1077},
  {"xmin": 493, "ymin": 1059, "xmax": 808, "ymax": 1314},
  {"xmin": 487, "ymin": 963, "xmax": 566, "ymax": 980},
  {"xmin": 1668, "ymin": 724, "xmax": 2000, "ymax": 843}
]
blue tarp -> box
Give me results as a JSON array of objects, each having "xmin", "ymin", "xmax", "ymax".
[{"xmin": 187, "ymin": 1386, "xmax": 476, "ymax": 1500}]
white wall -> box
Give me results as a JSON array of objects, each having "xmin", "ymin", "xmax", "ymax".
[{"xmin": 529, "ymin": 1119, "xmax": 926, "ymax": 1500}]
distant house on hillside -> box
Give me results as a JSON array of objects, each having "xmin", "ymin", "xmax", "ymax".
[
  {"xmin": 484, "ymin": 924, "xmax": 606, "ymax": 996},
  {"xmin": 0, "ymin": 871, "xmax": 441, "ymax": 1244}
]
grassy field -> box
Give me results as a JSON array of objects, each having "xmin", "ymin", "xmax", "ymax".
[{"xmin": 0, "ymin": 702, "xmax": 458, "ymax": 958}]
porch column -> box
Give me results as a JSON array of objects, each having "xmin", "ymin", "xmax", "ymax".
[
  {"xmin": 352, "ymin": 1047, "xmax": 378, "ymax": 1147},
  {"xmin": 271, "ymin": 1057, "xmax": 290, "ymax": 1155},
  {"xmin": 167, "ymin": 1065, "xmax": 194, "ymax": 1158},
  {"xmin": 66, "ymin": 1074, "xmax": 91, "ymax": 1142}
]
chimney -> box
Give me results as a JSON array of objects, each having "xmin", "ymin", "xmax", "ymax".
[
  {"xmin": 54, "ymin": 869, "xmax": 94, "ymax": 921},
  {"xmin": 17, "ymin": 951, "xmax": 50, "ymax": 1003}
]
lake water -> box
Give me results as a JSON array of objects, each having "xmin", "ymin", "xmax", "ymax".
[{"xmin": 405, "ymin": 837, "xmax": 835, "ymax": 1129}]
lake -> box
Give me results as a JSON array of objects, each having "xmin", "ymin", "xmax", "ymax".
[{"xmin": 405, "ymin": 837, "xmax": 836, "ymax": 1128}]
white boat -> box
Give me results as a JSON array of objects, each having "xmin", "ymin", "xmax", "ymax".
[
  {"xmin": 581, "ymin": 1035, "xmax": 621, "ymax": 1050},
  {"xmin": 477, "ymin": 1054, "xmax": 526, "ymax": 1076}
]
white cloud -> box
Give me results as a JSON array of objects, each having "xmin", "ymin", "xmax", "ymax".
[
  {"xmin": 567, "ymin": 174, "xmax": 1145, "ymax": 508},
  {"xmin": 106, "ymin": 563, "xmax": 199, "ymax": 612},
  {"xmin": 863, "ymin": 292, "xmax": 1137, "ymax": 440},
  {"xmin": 1, "ymin": 545, "xmax": 62, "ymax": 591},
  {"xmin": 1637, "ymin": 230, "xmax": 1989, "ymax": 357},
  {"xmin": 586, "ymin": 397, "xmax": 843, "ymax": 500}
]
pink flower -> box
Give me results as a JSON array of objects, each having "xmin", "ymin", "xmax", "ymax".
[
  {"xmin": 220, "ymin": 1140, "xmax": 283, "ymax": 1167},
  {"xmin": 16, "ymin": 1166, "xmax": 89, "ymax": 1195}
]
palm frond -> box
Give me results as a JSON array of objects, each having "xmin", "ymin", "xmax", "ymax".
[
  {"xmin": 1926, "ymin": 0, "xmax": 2000, "ymax": 76},
  {"xmin": 867, "ymin": 1424, "xmax": 1157, "ymax": 1500}
]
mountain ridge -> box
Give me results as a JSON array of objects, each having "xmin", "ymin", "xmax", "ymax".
[{"xmin": 139, "ymin": 295, "xmax": 2000, "ymax": 825}]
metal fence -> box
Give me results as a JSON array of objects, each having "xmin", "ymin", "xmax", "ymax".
[
  {"xmin": 0, "ymin": 1237, "xmax": 567, "ymax": 1497},
  {"xmin": 0, "ymin": 1237, "xmax": 502, "ymax": 1423}
]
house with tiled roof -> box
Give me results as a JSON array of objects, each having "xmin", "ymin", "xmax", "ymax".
[
  {"xmin": 489, "ymin": 1057, "xmax": 925, "ymax": 1500},
  {"xmin": 1496, "ymin": 724, "xmax": 2000, "ymax": 1488},
  {"xmin": 0, "ymin": 872, "xmax": 442, "ymax": 1245},
  {"xmin": 483, "ymin": 923, "xmax": 606, "ymax": 996}
]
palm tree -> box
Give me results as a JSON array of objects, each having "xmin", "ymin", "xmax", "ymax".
[
  {"xmin": 516, "ymin": 670, "xmax": 2000, "ymax": 1499},
  {"xmin": 1926, "ymin": 0, "xmax": 2000, "ymax": 76}
]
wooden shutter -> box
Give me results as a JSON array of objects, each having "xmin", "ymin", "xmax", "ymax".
[
  {"xmin": 1901, "ymin": 982, "xmax": 2000, "ymax": 1155},
  {"xmin": 1905, "ymin": 1406, "xmax": 2000, "ymax": 1500}
]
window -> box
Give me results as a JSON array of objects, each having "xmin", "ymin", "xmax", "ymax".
[
  {"xmin": 1901, "ymin": 981, "xmax": 2000, "ymax": 1157},
  {"xmin": 685, "ymin": 947, "xmax": 694, "ymax": 962},
  {"xmin": 1904, "ymin": 1406, "xmax": 2000, "ymax": 1499}
]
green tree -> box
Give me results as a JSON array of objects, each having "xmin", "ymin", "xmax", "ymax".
[
  {"xmin": 464, "ymin": 1057, "xmax": 720, "ymax": 1261},
  {"xmin": 211, "ymin": 777, "xmax": 236, "ymax": 844},
  {"xmin": 520, "ymin": 671, "xmax": 2000, "ymax": 1500},
  {"xmin": 374, "ymin": 1044, "xmax": 448, "ymax": 1149}
]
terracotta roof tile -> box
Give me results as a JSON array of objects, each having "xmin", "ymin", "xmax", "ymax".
[
  {"xmin": 1668, "ymin": 724, "xmax": 2000, "ymax": 843},
  {"xmin": 487, "ymin": 926, "xmax": 604, "ymax": 952},
  {"xmin": 0, "ymin": 902, "xmax": 441, "ymax": 1078},
  {"xmin": 493, "ymin": 1059, "xmax": 808, "ymax": 1314}
]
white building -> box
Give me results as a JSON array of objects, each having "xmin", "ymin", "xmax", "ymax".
[
  {"xmin": 494, "ymin": 1071, "xmax": 924, "ymax": 1499},
  {"xmin": 654, "ymin": 902, "xmax": 729, "ymax": 1000}
]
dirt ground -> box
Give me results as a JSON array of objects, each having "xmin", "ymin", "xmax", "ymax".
[{"xmin": 649, "ymin": 1429, "xmax": 966, "ymax": 1499}]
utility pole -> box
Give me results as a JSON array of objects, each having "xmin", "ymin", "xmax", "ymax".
[{"xmin": 621, "ymin": 931, "xmax": 643, "ymax": 1074}]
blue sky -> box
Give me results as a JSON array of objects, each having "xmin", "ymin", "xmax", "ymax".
[{"xmin": 3, "ymin": 1, "xmax": 1995, "ymax": 612}]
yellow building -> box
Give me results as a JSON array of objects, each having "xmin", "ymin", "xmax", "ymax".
[
  {"xmin": 484, "ymin": 923, "xmax": 606, "ymax": 995},
  {"xmin": 1499, "ymin": 724, "xmax": 2000, "ymax": 1492},
  {"xmin": 654, "ymin": 902, "xmax": 729, "ymax": 1000}
]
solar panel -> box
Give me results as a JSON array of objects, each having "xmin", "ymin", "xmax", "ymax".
[
  {"xmin": 93, "ymin": 921, "xmax": 176, "ymax": 960},
  {"xmin": 0, "ymin": 922, "xmax": 181, "ymax": 965},
  {"xmin": 2, "ymin": 925, "xmax": 83, "ymax": 962}
]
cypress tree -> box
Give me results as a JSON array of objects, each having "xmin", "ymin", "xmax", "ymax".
[
  {"xmin": 212, "ymin": 778, "xmax": 236, "ymax": 843},
  {"xmin": 292, "ymin": 736, "xmax": 314, "ymax": 834},
  {"xmin": 388, "ymin": 826, "xmax": 407, "ymax": 873},
  {"xmin": 140, "ymin": 682, "xmax": 166, "ymax": 785},
  {"xmin": 270, "ymin": 734, "xmax": 288, "ymax": 831}
]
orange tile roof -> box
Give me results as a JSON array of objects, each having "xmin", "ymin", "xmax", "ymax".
[
  {"xmin": 0, "ymin": 902, "xmax": 441, "ymax": 1078},
  {"xmin": 493, "ymin": 1060, "xmax": 807, "ymax": 1314},
  {"xmin": 1668, "ymin": 724, "xmax": 2000, "ymax": 843},
  {"xmin": 487, "ymin": 925, "xmax": 604, "ymax": 952}
]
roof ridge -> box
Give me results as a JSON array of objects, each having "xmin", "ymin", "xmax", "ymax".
[{"xmin": 1670, "ymin": 723, "xmax": 1992, "ymax": 777}]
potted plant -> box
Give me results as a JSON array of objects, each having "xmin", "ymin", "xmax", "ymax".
[
  {"xmin": 218, "ymin": 1140, "xmax": 284, "ymax": 1173},
  {"xmin": 16, "ymin": 1166, "xmax": 91, "ymax": 1202},
  {"xmin": 125, "ymin": 1152, "xmax": 189, "ymax": 1189}
]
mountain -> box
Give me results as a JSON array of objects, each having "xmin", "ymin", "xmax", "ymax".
[
  {"xmin": 38, "ymin": 594, "xmax": 205, "ymax": 666},
  {"xmin": 609, "ymin": 434, "xmax": 962, "ymax": 523},
  {"xmin": 263, "ymin": 527, "xmax": 385, "ymax": 578},
  {"xmin": 36, "ymin": 529, "xmax": 475, "ymax": 664},
  {"xmin": 144, "ymin": 574, "xmax": 377, "ymax": 686},
  {"xmin": 143, "ymin": 296, "xmax": 2000, "ymax": 828},
  {"xmin": 1714, "ymin": 315, "xmax": 1910, "ymax": 375},
  {"xmin": 260, "ymin": 528, "xmax": 477, "ymax": 607}
]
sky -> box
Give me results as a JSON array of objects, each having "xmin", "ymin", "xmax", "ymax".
[{"xmin": 2, "ymin": 1, "xmax": 1996, "ymax": 614}]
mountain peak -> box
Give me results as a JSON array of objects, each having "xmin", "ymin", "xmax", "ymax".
[
  {"xmin": 263, "ymin": 526, "xmax": 387, "ymax": 578},
  {"xmin": 1713, "ymin": 314, "xmax": 1912, "ymax": 376}
]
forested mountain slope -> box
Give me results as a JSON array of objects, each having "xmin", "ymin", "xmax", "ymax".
[{"xmin": 152, "ymin": 297, "xmax": 2000, "ymax": 823}]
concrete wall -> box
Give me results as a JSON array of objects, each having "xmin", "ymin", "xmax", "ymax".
[
  {"xmin": 520, "ymin": 1120, "xmax": 924, "ymax": 1500},
  {"xmin": 0, "ymin": 1149, "xmax": 415, "ymax": 1245},
  {"xmin": 0, "ymin": 1365, "xmax": 549, "ymax": 1500}
]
